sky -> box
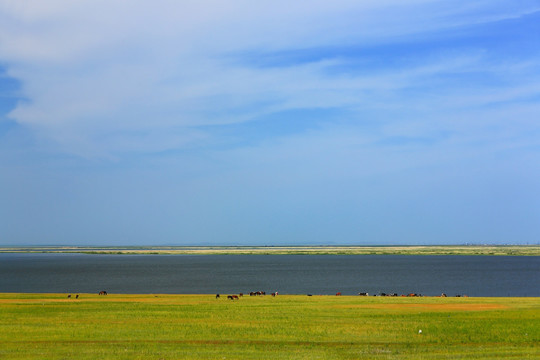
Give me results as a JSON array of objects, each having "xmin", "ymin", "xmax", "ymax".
[{"xmin": 1, "ymin": 1, "xmax": 539, "ymax": 246}]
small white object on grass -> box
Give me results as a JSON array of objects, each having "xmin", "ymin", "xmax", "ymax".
[{"xmin": 418, "ymin": 329, "xmax": 422, "ymax": 334}]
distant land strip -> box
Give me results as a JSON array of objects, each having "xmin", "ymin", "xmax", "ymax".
[{"xmin": 1, "ymin": 245, "xmax": 539, "ymax": 256}]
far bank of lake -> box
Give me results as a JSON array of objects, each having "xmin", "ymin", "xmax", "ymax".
[{"xmin": 1, "ymin": 245, "xmax": 540, "ymax": 256}]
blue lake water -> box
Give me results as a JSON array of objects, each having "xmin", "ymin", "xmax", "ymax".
[{"xmin": 1, "ymin": 254, "xmax": 538, "ymax": 296}]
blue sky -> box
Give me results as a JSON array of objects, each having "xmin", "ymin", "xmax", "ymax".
[{"xmin": 1, "ymin": 1, "xmax": 539, "ymax": 245}]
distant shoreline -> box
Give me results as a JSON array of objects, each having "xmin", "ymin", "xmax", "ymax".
[{"xmin": 1, "ymin": 245, "xmax": 539, "ymax": 256}]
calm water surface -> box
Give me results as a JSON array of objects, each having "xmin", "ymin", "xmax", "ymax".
[{"xmin": 1, "ymin": 254, "xmax": 538, "ymax": 296}]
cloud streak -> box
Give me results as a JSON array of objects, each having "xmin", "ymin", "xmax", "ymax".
[{"xmin": 1, "ymin": 1, "xmax": 539, "ymax": 156}]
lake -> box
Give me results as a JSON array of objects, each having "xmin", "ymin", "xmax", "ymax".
[{"xmin": 1, "ymin": 254, "xmax": 538, "ymax": 296}]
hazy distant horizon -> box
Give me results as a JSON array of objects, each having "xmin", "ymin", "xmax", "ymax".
[{"xmin": 2, "ymin": 242, "xmax": 539, "ymax": 247}]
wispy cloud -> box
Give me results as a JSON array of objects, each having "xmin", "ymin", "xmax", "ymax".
[{"xmin": 1, "ymin": 1, "xmax": 539, "ymax": 157}]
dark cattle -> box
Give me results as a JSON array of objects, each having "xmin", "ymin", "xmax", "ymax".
[
  {"xmin": 307, "ymin": 294, "xmax": 312, "ymax": 296},
  {"xmin": 441, "ymin": 293, "xmax": 447, "ymax": 297},
  {"xmin": 99, "ymin": 291, "xmax": 108, "ymax": 295},
  {"xmin": 76, "ymin": 294, "xmax": 79, "ymax": 299},
  {"xmin": 227, "ymin": 295, "xmax": 234, "ymax": 300},
  {"xmin": 358, "ymin": 292, "xmax": 369, "ymax": 296},
  {"xmin": 271, "ymin": 292, "xmax": 278, "ymax": 297},
  {"xmin": 239, "ymin": 293, "xmax": 243, "ymax": 297},
  {"xmin": 67, "ymin": 294, "xmax": 71, "ymax": 298},
  {"xmin": 216, "ymin": 294, "xmax": 220, "ymax": 299}
]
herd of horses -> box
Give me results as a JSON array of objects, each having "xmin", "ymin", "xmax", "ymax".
[
  {"xmin": 66, "ymin": 290, "xmax": 466, "ymax": 298},
  {"xmin": 216, "ymin": 291, "xmax": 279, "ymax": 300},
  {"xmin": 215, "ymin": 291, "xmax": 466, "ymax": 299},
  {"xmin": 357, "ymin": 292, "xmax": 468, "ymax": 297}
]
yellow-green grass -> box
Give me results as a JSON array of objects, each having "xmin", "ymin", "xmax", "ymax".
[
  {"xmin": 0, "ymin": 294, "xmax": 538, "ymax": 359},
  {"xmin": 2, "ymin": 245, "xmax": 540, "ymax": 255}
]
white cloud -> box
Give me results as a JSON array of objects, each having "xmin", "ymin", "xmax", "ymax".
[{"xmin": 0, "ymin": 1, "xmax": 539, "ymax": 156}]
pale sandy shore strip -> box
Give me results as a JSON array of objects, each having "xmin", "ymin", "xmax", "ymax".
[{"xmin": 1, "ymin": 245, "xmax": 539, "ymax": 256}]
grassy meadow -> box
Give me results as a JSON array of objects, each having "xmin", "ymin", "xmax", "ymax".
[{"xmin": 0, "ymin": 293, "xmax": 538, "ymax": 359}]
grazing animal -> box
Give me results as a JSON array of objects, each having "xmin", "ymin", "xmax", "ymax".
[
  {"xmin": 76, "ymin": 294, "xmax": 79, "ymax": 299},
  {"xmin": 67, "ymin": 294, "xmax": 71, "ymax": 298},
  {"xmin": 239, "ymin": 293, "xmax": 243, "ymax": 297},
  {"xmin": 358, "ymin": 292, "xmax": 369, "ymax": 296},
  {"xmin": 99, "ymin": 291, "xmax": 107, "ymax": 295},
  {"xmin": 441, "ymin": 293, "xmax": 447, "ymax": 297},
  {"xmin": 227, "ymin": 295, "xmax": 233, "ymax": 300},
  {"xmin": 307, "ymin": 294, "xmax": 312, "ymax": 296},
  {"xmin": 216, "ymin": 294, "xmax": 220, "ymax": 299},
  {"xmin": 336, "ymin": 292, "xmax": 341, "ymax": 296},
  {"xmin": 232, "ymin": 295, "xmax": 239, "ymax": 300}
]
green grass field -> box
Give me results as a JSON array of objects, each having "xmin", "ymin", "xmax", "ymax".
[{"xmin": 0, "ymin": 294, "xmax": 538, "ymax": 359}]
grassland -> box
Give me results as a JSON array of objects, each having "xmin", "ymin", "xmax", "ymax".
[
  {"xmin": 1, "ymin": 245, "xmax": 540, "ymax": 256},
  {"xmin": 0, "ymin": 293, "xmax": 538, "ymax": 359}
]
